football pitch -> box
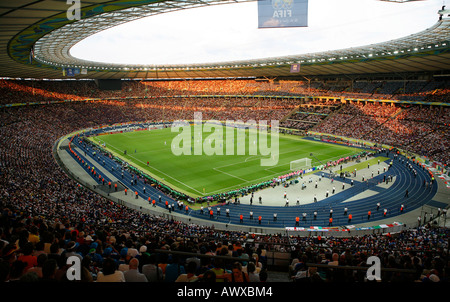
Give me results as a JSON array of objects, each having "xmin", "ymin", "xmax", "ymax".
[{"xmin": 89, "ymin": 125, "xmax": 362, "ymax": 198}]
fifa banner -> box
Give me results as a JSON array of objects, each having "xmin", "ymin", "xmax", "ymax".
[{"xmin": 258, "ymin": 0, "xmax": 308, "ymax": 28}]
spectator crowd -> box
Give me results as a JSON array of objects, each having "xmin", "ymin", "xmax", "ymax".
[{"xmin": 0, "ymin": 79, "xmax": 448, "ymax": 283}]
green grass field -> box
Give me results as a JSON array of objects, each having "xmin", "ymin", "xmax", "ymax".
[{"xmin": 89, "ymin": 125, "xmax": 362, "ymax": 198}]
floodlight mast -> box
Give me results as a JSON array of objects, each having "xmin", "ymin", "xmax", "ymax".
[{"xmin": 438, "ymin": 6, "xmax": 450, "ymax": 20}]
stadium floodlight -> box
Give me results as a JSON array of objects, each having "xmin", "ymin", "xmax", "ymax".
[{"xmin": 290, "ymin": 158, "xmax": 311, "ymax": 172}]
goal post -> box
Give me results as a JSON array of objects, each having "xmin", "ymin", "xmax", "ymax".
[{"xmin": 290, "ymin": 158, "xmax": 312, "ymax": 171}]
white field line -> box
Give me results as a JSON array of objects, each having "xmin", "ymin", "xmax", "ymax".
[
  {"xmin": 98, "ymin": 131, "xmax": 361, "ymax": 196},
  {"xmin": 102, "ymin": 141, "xmax": 204, "ymax": 195},
  {"xmin": 213, "ymin": 167, "xmax": 249, "ymax": 182}
]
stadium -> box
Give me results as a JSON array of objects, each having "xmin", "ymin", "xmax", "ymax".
[{"xmin": 0, "ymin": 0, "xmax": 449, "ymax": 287}]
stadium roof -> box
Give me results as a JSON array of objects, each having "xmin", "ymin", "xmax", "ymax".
[{"xmin": 1, "ymin": 0, "xmax": 450, "ymax": 80}]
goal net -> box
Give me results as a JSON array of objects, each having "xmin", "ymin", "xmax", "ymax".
[{"xmin": 290, "ymin": 158, "xmax": 311, "ymax": 171}]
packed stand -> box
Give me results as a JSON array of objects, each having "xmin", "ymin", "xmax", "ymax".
[
  {"xmin": 312, "ymin": 101, "xmax": 449, "ymax": 166},
  {"xmin": 281, "ymin": 102, "xmax": 340, "ymax": 132},
  {"xmin": 0, "ymin": 79, "xmax": 448, "ymax": 283}
]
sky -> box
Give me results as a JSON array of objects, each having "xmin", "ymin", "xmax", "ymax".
[{"xmin": 70, "ymin": 0, "xmax": 446, "ymax": 65}]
